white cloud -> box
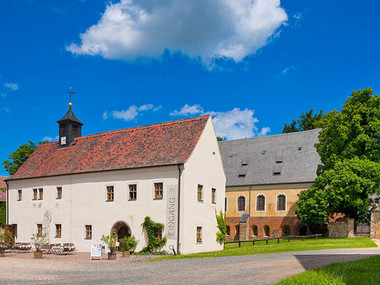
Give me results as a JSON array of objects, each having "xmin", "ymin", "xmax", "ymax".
[
  {"xmin": 281, "ymin": 65, "xmax": 296, "ymax": 75},
  {"xmin": 258, "ymin": 127, "xmax": 271, "ymax": 136},
  {"xmin": 67, "ymin": 0, "xmax": 287, "ymax": 66},
  {"xmin": 105, "ymin": 103, "xmax": 160, "ymax": 121},
  {"xmin": 0, "ymin": 93, "xmax": 7, "ymax": 98},
  {"xmin": 4, "ymin": 83, "xmax": 19, "ymax": 91},
  {"xmin": 42, "ymin": 136, "xmax": 59, "ymax": 142},
  {"xmin": 1, "ymin": 107, "xmax": 11, "ymax": 114},
  {"xmin": 170, "ymin": 104, "xmax": 204, "ymax": 116},
  {"xmin": 171, "ymin": 104, "xmax": 270, "ymax": 140}
]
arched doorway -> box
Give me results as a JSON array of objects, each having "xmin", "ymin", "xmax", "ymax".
[{"xmin": 110, "ymin": 221, "xmax": 131, "ymax": 251}]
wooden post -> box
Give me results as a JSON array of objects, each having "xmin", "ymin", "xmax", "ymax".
[
  {"xmin": 302, "ymin": 237, "xmax": 304, "ymax": 241},
  {"xmin": 277, "ymin": 238, "xmax": 280, "ymax": 243},
  {"xmin": 288, "ymin": 237, "xmax": 290, "ymax": 242},
  {"xmin": 266, "ymin": 239, "xmax": 268, "ymax": 245},
  {"xmin": 252, "ymin": 240, "xmax": 255, "ymax": 246},
  {"xmin": 239, "ymin": 241, "xmax": 241, "ymax": 248}
]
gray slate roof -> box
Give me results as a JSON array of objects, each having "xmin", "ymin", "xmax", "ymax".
[{"xmin": 219, "ymin": 129, "xmax": 321, "ymax": 187}]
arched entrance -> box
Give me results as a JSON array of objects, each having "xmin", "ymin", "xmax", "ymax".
[{"xmin": 110, "ymin": 221, "xmax": 131, "ymax": 251}]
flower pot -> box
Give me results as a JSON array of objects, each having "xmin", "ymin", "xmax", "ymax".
[
  {"xmin": 122, "ymin": 250, "xmax": 130, "ymax": 257},
  {"xmin": 34, "ymin": 252, "xmax": 43, "ymax": 259},
  {"xmin": 108, "ymin": 252, "xmax": 116, "ymax": 260}
]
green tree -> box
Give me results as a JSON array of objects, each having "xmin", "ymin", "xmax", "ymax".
[
  {"xmin": 296, "ymin": 89, "xmax": 380, "ymax": 224},
  {"xmin": 217, "ymin": 137, "xmax": 226, "ymax": 142},
  {"xmin": 282, "ymin": 109, "xmax": 324, "ymax": 133},
  {"xmin": 2, "ymin": 141, "xmax": 38, "ymax": 175}
]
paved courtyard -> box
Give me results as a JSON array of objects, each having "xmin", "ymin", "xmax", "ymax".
[{"xmin": 0, "ymin": 247, "xmax": 379, "ymax": 285}]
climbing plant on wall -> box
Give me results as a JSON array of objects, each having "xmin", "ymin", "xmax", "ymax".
[
  {"xmin": 0, "ymin": 188, "xmax": 5, "ymax": 227},
  {"xmin": 141, "ymin": 216, "xmax": 167, "ymax": 253},
  {"xmin": 215, "ymin": 210, "xmax": 226, "ymax": 245}
]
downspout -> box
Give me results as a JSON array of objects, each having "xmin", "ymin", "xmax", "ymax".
[
  {"xmin": 5, "ymin": 180, "xmax": 9, "ymax": 225},
  {"xmin": 177, "ymin": 164, "xmax": 182, "ymax": 254},
  {"xmin": 248, "ymin": 186, "xmax": 251, "ymax": 216}
]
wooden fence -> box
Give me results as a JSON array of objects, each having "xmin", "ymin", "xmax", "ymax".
[{"xmin": 225, "ymin": 234, "xmax": 326, "ymax": 248}]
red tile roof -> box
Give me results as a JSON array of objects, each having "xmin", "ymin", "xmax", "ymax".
[
  {"xmin": 8, "ymin": 116, "xmax": 210, "ymax": 181},
  {"xmin": 0, "ymin": 176, "xmax": 7, "ymax": 201}
]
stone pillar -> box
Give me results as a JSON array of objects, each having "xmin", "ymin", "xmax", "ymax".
[
  {"xmin": 239, "ymin": 213, "xmax": 250, "ymax": 240},
  {"xmin": 347, "ymin": 218, "xmax": 355, "ymax": 238}
]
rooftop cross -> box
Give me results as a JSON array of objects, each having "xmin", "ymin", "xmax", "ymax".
[{"xmin": 67, "ymin": 86, "xmax": 75, "ymax": 107}]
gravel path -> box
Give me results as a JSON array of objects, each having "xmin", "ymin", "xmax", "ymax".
[{"xmin": 1, "ymin": 247, "xmax": 379, "ymax": 285}]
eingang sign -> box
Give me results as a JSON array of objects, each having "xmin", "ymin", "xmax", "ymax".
[{"xmin": 166, "ymin": 185, "xmax": 178, "ymax": 240}]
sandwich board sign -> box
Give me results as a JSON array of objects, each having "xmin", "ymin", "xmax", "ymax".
[{"xmin": 90, "ymin": 243, "xmax": 102, "ymax": 260}]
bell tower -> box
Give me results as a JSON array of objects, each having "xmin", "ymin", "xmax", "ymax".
[{"xmin": 57, "ymin": 88, "xmax": 83, "ymax": 147}]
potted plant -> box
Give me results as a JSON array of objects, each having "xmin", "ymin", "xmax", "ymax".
[
  {"xmin": 101, "ymin": 233, "xmax": 118, "ymax": 260},
  {"xmin": 31, "ymin": 231, "xmax": 48, "ymax": 259},
  {"xmin": 119, "ymin": 235, "xmax": 138, "ymax": 257},
  {"xmin": 0, "ymin": 229, "xmax": 14, "ymax": 257}
]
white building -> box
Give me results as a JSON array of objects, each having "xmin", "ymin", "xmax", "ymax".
[{"xmin": 6, "ymin": 106, "xmax": 226, "ymax": 254}]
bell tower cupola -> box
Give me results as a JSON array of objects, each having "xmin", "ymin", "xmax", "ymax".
[{"xmin": 57, "ymin": 90, "xmax": 83, "ymax": 147}]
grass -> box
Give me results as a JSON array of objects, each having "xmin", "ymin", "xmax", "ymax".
[
  {"xmin": 152, "ymin": 237, "xmax": 376, "ymax": 261},
  {"xmin": 275, "ymin": 255, "xmax": 380, "ymax": 285}
]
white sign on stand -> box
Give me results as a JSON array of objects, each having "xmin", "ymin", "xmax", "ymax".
[{"xmin": 90, "ymin": 243, "xmax": 102, "ymax": 260}]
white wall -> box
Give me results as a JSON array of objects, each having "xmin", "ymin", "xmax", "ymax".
[
  {"xmin": 8, "ymin": 166, "xmax": 178, "ymax": 252},
  {"xmin": 180, "ymin": 117, "xmax": 226, "ymax": 254}
]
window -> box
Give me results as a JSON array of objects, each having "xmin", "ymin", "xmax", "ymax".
[
  {"xmin": 17, "ymin": 190, "xmax": 22, "ymax": 201},
  {"xmin": 196, "ymin": 226, "xmax": 202, "ymax": 243},
  {"xmin": 197, "ymin": 184, "xmax": 203, "ymax": 202},
  {"xmin": 33, "ymin": 189, "xmax": 37, "ymax": 200},
  {"xmin": 256, "ymin": 195, "xmax": 265, "ymax": 211},
  {"xmin": 106, "ymin": 186, "xmax": 114, "ymax": 202},
  {"xmin": 252, "ymin": 225, "xmax": 258, "ymax": 237},
  {"xmin": 12, "ymin": 224, "xmax": 17, "ymax": 239},
  {"xmin": 37, "ymin": 224, "xmax": 43, "ymax": 236},
  {"xmin": 277, "ymin": 194, "xmax": 286, "ymax": 211},
  {"xmin": 225, "ymin": 197, "xmax": 228, "ymax": 212},
  {"xmin": 238, "ymin": 174, "xmax": 246, "ymax": 178},
  {"xmin": 57, "ymin": 187, "xmax": 62, "ymax": 200},
  {"xmin": 283, "ymin": 226, "xmax": 291, "ymax": 236},
  {"xmin": 211, "ymin": 188, "xmax": 216, "ymax": 204},
  {"xmin": 129, "ymin": 184, "xmax": 137, "ymax": 201},
  {"xmin": 154, "ymin": 182, "xmax": 163, "ymax": 200},
  {"xmin": 38, "ymin": 188, "xmax": 43, "ymax": 200},
  {"xmin": 155, "ymin": 228, "xmax": 162, "ymax": 241},
  {"xmin": 85, "ymin": 225, "xmax": 92, "ymax": 239},
  {"xmin": 226, "ymin": 225, "xmax": 230, "ymax": 236},
  {"xmin": 264, "ymin": 225, "xmax": 270, "ymax": 237},
  {"xmin": 237, "ymin": 195, "xmax": 246, "ymax": 212},
  {"xmin": 55, "ymin": 224, "xmax": 62, "ymax": 238},
  {"xmin": 72, "ymin": 125, "xmax": 79, "ymax": 137},
  {"xmin": 60, "ymin": 124, "xmax": 66, "ymax": 136},
  {"xmin": 273, "ymin": 172, "xmax": 281, "ymax": 176}
]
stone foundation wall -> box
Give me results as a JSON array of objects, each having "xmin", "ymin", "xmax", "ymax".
[
  {"xmin": 328, "ymin": 219, "xmax": 355, "ymax": 238},
  {"xmin": 371, "ymin": 211, "xmax": 380, "ymax": 238}
]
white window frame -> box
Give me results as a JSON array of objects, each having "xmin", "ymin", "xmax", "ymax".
[
  {"xmin": 255, "ymin": 193, "xmax": 266, "ymax": 212},
  {"xmin": 196, "ymin": 226, "xmax": 203, "ymax": 244},
  {"xmin": 127, "ymin": 182, "xmax": 138, "ymax": 201},
  {"xmin": 236, "ymin": 194, "xmax": 247, "ymax": 213},
  {"xmin": 211, "ymin": 187, "xmax": 217, "ymax": 204},
  {"xmin": 84, "ymin": 224, "xmax": 93, "ymax": 240},
  {"xmin": 197, "ymin": 184, "xmax": 204, "ymax": 203},
  {"xmin": 105, "ymin": 184, "xmax": 115, "ymax": 202},
  {"xmin": 56, "ymin": 186, "xmax": 63, "ymax": 200},
  {"xmin": 276, "ymin": 193, "xmax": 287, "ymax": 212},
  {"xmin": 17, "ymin": 189, "xmax": 22, "ymax": 201},
  {"xmin": 55, "ymin": 223, "xmax": 62, "ymax": 238},
  {"xmin": 152, "ymin": 181, "xmax": 164, "ymax": 201}
]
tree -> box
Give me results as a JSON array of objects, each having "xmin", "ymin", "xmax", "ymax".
[
  {"xmin": 296, "ymin": 89, "xmax": 380, "ymax": 224},
  {"xmin": 282, "ymin": 109, "xmax": 324, "ymax": 133},
  {"xmin": 2, "ymin": 141, "xmax": 38, "ymax": 175},
  {"xmin": 217, "ymin": 137, "xmax": 226, "ymax": 142}
]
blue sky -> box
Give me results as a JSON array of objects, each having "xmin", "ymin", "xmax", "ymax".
[{"xmin": 1, "ymin": 0, "xmax": 380, "ymax": 176}]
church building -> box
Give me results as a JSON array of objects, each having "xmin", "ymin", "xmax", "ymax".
[{"xmin": 6, "ymin": 104, "xmax": 226, "ymax": 254}]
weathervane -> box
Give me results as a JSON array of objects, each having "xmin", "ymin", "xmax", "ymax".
[{"xmin": 67, "ymin": 86, "xmax": 75, "ymax": 108}]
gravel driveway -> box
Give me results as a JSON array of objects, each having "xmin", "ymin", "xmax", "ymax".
[{"xmin": 1, "ymin": 247, "xmax": 379, "ymax": 285}]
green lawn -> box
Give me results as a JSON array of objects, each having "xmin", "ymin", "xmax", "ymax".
[
  {"xmin": 153, "ymin": 237, "xmax": 376, "ymax": 261},
  {"xmin": 275, "ymin": 255, "xmax": 380, "ymax": 285}
]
